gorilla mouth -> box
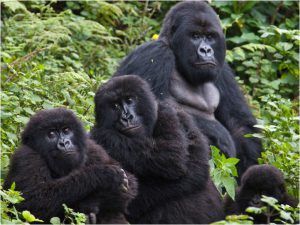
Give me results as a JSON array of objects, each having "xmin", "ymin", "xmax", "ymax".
[
  {"xmin": 61, "ymin": 149, "xmax": 76, "ymax": 155},
  {"xmin": 194, "ymin": 61, "xmax": 216, "ymax": 67},
  {"xmin": 121, "ymin": 125, "xmax": 141, "ymax": 133}
]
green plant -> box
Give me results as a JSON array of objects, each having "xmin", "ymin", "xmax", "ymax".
[
  {"xmin": 0, "ymin": 183, "xmax": 43, "ymax": 224},
  {"xmin": 253, "ymin": 95, "xmax": 299, "ymax": 197},
  {"xmin": 212, "ymin": 214, "xmax": 254, "ymax": 225},
  {"xmin": 246, "ymin": 195, "xmax": 299, "ymax": 224},
  {"xmin": 209, "ymin": 146, "xmax": 239, "ymax": 200}
]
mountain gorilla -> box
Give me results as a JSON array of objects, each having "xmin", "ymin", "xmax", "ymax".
[
  {"xmin": 91, "ymin": 75, "xmax": 224, "ymax": 224},
  {"xmin": 225, "ymin": 165, "xmax": 298, "ymax": 223},
  {"xmin": 114, "ymin": 1, "xmax": 262, "ymax": 177},
  {"xmin": 4, "ymin": 108, "xmax": 137, "ymax": 224}
]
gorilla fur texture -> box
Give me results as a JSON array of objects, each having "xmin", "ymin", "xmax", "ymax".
[
  {"xmin": 225, "ymin": 165, "xmax": 298, "ymax": 224},
  {"xmin": 114, "ymin": 1, "xmax": 262, "ymax": 178},
  {"xmin": 4, "ymin": 108, "xmax": 137, "ymax": 224},
  {"xmin": 91, "ymin": 75, "xmax": 224, "ymax": 224}
]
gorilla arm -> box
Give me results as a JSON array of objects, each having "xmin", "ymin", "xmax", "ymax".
[
  {"xmin": 127, "ymin": 110, "xmax": 210, "ymax": 219},
  {"xmin": 215, "ymin": 63, "xmax": 262, "ymax": 176},
  {"xmin": 4, "ymin": 145, "xmax": 126, "ymax": 222},
  {"xmin": 125, "ymin": 103, "xmax": 189, "ymax": 180}
]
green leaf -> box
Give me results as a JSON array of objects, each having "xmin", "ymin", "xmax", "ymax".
[
  {"xmin": 279, "ymin": 210, "xmax": 293, "ymax": 222},
  {"xmin": 3, "ymin": 0, "xmax": 27, "ymax": 12},
  {"xmin": 50, "ymin": 217, "xmax": 61, "ymax": 225},
  {"xmin": 246, "ymin": 206, "xmax": 263, "ymax": 214},
  {"xmin": 222, "ymin": 176, "xmax": 236, "ymax": 200},
  {"xmin": 22, "ymin": 211, "xmax": 37, "ymax": 222}
]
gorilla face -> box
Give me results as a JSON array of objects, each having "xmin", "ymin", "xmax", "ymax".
[
  {"xmin": 105, "ymin": 95, "xmax": 146, "ymax": 136},
  {"xmin": 163, "ymin": 2, "xmax": 226, "ymax": 85},
  {"xmin": 22, "ymin": 108, "xmax": 87, "ymax": 176},
  {"xmin": 94, "ymin": 75, "xmax": 158, "ymax": 137}
]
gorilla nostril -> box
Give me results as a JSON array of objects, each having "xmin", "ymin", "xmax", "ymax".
[
  {"xmin": 128, "ymin": 114, "xmax": 133, "ymax": 120},
  {"xmin": 121, "ymin": 116, "xmax": 128, "ymax": 122},
  {"xmin": 57, "ymin": 141, "xmax": 65, "ymax": 149},
  {"xmin": 65, "ymin": 140, "xmax": 71, "ymax": 147}
]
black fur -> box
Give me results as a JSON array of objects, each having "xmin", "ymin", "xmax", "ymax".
[
  {"xmin": 91, "ymin": 75, "xmax": 224, "ymax": 224},
  {"xmin": 224, "ymin": 165, "xmax": 298, "ymax": 223},
  {"xmin": 4, "ymin": 108, "xmax": 137, "ymax": 224},
  {"xmin": 114, "ymin": 1, "xmax": 262, "ymax": 177}
]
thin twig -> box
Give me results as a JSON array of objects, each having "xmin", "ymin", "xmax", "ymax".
[
  {"xmin": 10, "ymin": 46, "xmax": 50, "ymax": 68},
  {"xmin": 270, "ymin": 1, "xmax": 283, "ymax": 25}
]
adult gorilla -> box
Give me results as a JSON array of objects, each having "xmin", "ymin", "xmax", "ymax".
[{"xmin": 114, "ymin": 1, "xmax": 262, "ymax": 177}]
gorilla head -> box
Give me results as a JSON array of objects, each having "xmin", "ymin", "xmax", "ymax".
[
  {"xmin": 238, "ymin": 165, "xmax": 287, "ymax": 210},
  {"xmin": 160, "ymin": 1, "xmax": 226, "ymax": 84},
  {"xmin": 94, "ymin": 75, "xmax": 158, "ymax": 137},
  {"xmin": 224, "ymin": 165, "xmax": 298, "ymax": 223},
  {"xmin": 22, "ymin": 108, "xmax": 87, "ymax": 176}
]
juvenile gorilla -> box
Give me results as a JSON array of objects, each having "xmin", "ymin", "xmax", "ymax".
[
  {"xmin": 91, "ymin": 75, "xmax": 224, "ymax": 224},
  {"xmin": 225, "ymin": 165, "xmax": 298, "ymax": 223},
  {"xmin": 114, "ymin": 1, "xmax": 262, "ymax": 177},
  {"xmin": 4, "ymin": 108, "xmax": 137, "ymax": 224}
]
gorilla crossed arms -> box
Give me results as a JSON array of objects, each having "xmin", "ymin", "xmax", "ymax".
[{"xmin": 4, "ymin": 1, "xmax": 297, "ymax": 225}]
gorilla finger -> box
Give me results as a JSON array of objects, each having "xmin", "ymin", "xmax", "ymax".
[
  {"xmin": 89, "ymin": 212, "xmax": 97, "ymax": 224},
  {"xmin": 121, "ymin": 184, "xmax": 129, "ymax": 192}
]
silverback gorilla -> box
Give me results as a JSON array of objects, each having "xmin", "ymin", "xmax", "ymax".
[
  {"xmin": 4, "ymin": 108, "xmax": 137, "ymax": 224},
  {"xmin": 224, "ymin": 165, "xmax": 298, "ymax": 223},
  {"xmin": 114, "ymin": 1, "xmax": 262, "ymax": 177},
  {"xmin": 91, "ymin": 75, "xmax": 224, "ymax": 224}
]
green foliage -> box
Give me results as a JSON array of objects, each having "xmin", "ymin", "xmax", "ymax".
[
  {"xmin": 0, "ymin": 183, "xmax": 43, "ymax": 224},
  {"xmin": 245, "ymin": 195, "xmax": 299, "ymax": 224},
  {"xmin": 209, "ymin": 146, "xmax": 239, "ymax": 200},
  {"xmin": 212, "ymin": 214, "xmax": 254, "ymax": 225},
  {"xmin": 61, "ymin": 204, "xmax": 86, "ymax": 225},
  {"xmin": 254, "ymin": 95, "xmax": 299, "ymax": 197},
  {"xmin": 213, "ymin": 1, "xmax": 299, "ymax": 100},
  {"xmin": 1, "ymin": 1, "xmax": 299, "ymax": 224}
]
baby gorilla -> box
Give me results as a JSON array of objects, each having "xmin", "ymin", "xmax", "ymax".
[
  {"xmin": 4, "ymin": 108, "xmax": 137, "ymax": 224},
  {"xmin": 91, "ymin": 75, "xmax": 224, "ymax": 224},
  {"xmin": 225, "ymin": 165, "xmax": 298, "ymax": 223}
]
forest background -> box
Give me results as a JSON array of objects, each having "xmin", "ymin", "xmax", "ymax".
[{"xmin": 1, "ymin": 1, "xmax": 299, "ymax": 224}]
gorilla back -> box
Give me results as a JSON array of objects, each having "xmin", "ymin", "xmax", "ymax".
[{"xmin": 114, "ymin": 1, "xmax": 262, "ymax": 177}]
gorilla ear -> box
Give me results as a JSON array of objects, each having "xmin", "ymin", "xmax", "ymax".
[{"xmin": 170, "ymin": 24, "xmax": 177, "ymax": 36}]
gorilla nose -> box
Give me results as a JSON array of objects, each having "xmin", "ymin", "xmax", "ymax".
[
  {"xmin": 121, "ymin": 113, "xmax": 133, "ymax": 122},
  {"xmin": 57, "ymin": 139, "xmax": 71, "ymax": 150},
  {"xmin": 198, "ymin": 44, "xmax": 214, "ymax": 57}
]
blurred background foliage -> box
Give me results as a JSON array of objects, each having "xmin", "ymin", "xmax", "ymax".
[{"xmin": 1, "ymin": 0, "xmax": 299, "ymax": 223}]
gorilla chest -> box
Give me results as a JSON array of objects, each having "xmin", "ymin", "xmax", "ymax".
[{"xmin": 170, "ymin": 72, "xmax": 220, "ymax": 120}]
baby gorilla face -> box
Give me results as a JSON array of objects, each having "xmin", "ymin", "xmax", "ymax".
[
  {"xmin": 45, "ymin": 126, "xmax": 79, "ymax": 159},
  {"xmin": 94, "ymin": 75, "xmax": 158, "ymax": 138},
  {"xmin": 111, "ymin": 95, "xmax": 146, "ymax": 136}
]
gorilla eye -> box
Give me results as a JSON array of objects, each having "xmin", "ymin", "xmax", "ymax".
[
  {"xmin": 125, "ymin": 97, "xmax": 133, "ymax": 104},
  {"xmin": 62, "ymin": 127, "xmax": 70, "ymax": 134},
  {"xmin": 48, "ymin": 131, "xmax": 56, "ymax": 139},
  {"xmin": 114, "ymin": 103, "xmax": 120, "ymax": 110},
  {"xmin": 206, "ymin": 34, "xmax": 214, "ymax": 40},
  {"xmin": 192, "ymin": 33, "xmax": 201, "ymax": 40}
]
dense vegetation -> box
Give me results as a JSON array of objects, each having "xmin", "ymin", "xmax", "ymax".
[{"xmin": 1, "ymin": 1, "xmax": 299, "ymax": 224}]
